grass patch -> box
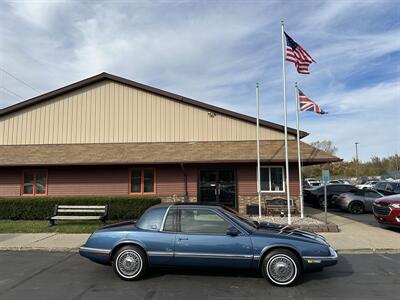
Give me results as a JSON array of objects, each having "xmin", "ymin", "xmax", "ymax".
[{"xmin": 0, "ymin": 220, "xmax": 120, "ymax": 234}]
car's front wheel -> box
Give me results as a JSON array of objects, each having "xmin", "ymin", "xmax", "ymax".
[
  {"xmin": 112, "ymin": 245, "xmax": 147, "ymax": 281},
  {"xmin": 261, "ymin": 249, "xmax": 301, "ymax": 286}
]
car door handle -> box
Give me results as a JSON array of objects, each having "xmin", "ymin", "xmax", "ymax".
[{"xmin": 178, "ymin": 237, "xmax": 188, "ymax": 241}]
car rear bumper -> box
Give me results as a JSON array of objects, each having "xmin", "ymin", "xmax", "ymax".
[{"xmin": 79, "ymin": 246, "xmax": 111, "ymax": 264}]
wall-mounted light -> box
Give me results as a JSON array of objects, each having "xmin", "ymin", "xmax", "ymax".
[{"xmin": 208, "ymin": 111, "xmax": 216, "ymax": 118}]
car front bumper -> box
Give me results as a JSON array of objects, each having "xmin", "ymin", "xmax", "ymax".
[{"xmin": 302, "ymin": 248, "xmax": 338, "ymax": 270}]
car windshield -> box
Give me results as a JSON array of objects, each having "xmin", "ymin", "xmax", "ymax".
[{"xmin": 222, "ymin": 207, "xmax": 258, "ymax": 231}]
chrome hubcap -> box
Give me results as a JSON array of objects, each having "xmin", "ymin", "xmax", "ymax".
[
  {"xmin": 117, "ymin": 250, "xmax": 141, "ymax": 277},
  {"xmin": 268, "ymin": 256, "xmax": 295, "ymax": 283}
]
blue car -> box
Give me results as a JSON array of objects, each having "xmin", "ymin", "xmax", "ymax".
[{"xmin": 79, "ymin": 203, "xmax": 337, "ymax": 286}]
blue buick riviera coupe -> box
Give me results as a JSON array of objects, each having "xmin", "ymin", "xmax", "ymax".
[{"xmin": 80, "ymin": 203, "xmax": 337, "ymax": 286}]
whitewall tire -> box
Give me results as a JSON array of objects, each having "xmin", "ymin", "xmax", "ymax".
[
  {"xmin": 112, "ymin": 245, "xmax": 147, "ymax": 281},
  {"xmin": 261, "ymin": 249, "xmax": 301, "ymax": 286}
]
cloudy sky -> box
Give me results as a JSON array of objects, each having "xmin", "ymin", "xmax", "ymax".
[{"xmin": 0, "ymin": 0, "xmax": 399, "ymax": 161}]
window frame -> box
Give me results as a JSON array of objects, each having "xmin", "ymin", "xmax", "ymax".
[
  {"xmin": 176, "ymin": 207, "xmax": 242, "ymax": 235},
  {"xmin": 260, "ymin": 166, "xmax": 286, "ymax": 193},
  {"xmin": 21, "ymin": 169, "xmax": 48, "ymax": 196},
  {"xmin": 128, "ymin": 167, "xmax": 156, "ymax": 195}
]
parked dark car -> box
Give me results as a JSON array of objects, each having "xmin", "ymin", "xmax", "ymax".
[
  {"xmin": 335, "ymin": 189, "xmax": 384, "ymax": 214},
  {"xmin": 374, "ymin": 181, "xmax": 400, "ymax": 195},
  {"xmin": 373, "ymin": 194, "xmax": 400, "ymax": 227},
  {"xmin": 80, "ymin": 203, "xmax": 337, "ymax": 286},
  {"xmin": 303, "ymin": 184, "xmax": 358, "ymax": 208}
]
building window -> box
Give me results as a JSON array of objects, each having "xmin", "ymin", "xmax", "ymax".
[
  {"xmin": 129, "ymin": 168, "xmax": 156, "ymax": 194},
  {"xmin": 22, "ymin": 170, "xmax": 48, "ymax": 196},
  {"xmin": 260, "ymin": 166, "xmax": 284, "ymax": 192}
]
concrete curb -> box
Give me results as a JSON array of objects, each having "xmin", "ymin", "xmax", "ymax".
[
  {"xmin": 0, "ymin": 247, "xmax": 78, "ymax": 252},
  {"xmin": 1, "ymin": 247, "xmax": 400, "ymax": 254},
  {"xmin": 336, "ymin": 248, "xmax": 400, "ymax": 254}
]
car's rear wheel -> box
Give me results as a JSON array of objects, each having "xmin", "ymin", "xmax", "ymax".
[
  {"xmin": 318, "ymin": 196, "xmax": 329, "ymax": 209},
  {"xmin": 261, "ymin": 249, "xmax": 301, "ymax": 286},
  {"xmin": 348, "ymin": 201, "xmax": 364, "ymax": 214},
  {"xmin": 112, "ymin": 245, "xmax": 147, "ymax": 281}
]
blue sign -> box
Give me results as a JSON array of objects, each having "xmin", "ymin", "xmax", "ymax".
[{"xmin": 322, "ymin": 170, "xmax": 330, "ymax": 184}]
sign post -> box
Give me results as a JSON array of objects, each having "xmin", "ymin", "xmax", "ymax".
[{"xmin": 322, "ymin": 169, "xmax": 330, "ymax": 224}]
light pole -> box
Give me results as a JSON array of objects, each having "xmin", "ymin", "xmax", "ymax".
[
  {"xmin": 355, "ymin": 142, "xmax": 359, "ymax": 178},
  {"xmin": 355, "ymin": 142, "xmax": 359, "ymax": 163}
]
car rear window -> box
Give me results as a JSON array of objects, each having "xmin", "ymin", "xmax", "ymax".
[{"xmin": 136, "ymin": 206, "xmax": 167, "ymax": 231}]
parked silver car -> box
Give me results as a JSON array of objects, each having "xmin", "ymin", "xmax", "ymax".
[{"xmin": 335, "ymin": 189, "xmax": 384, "ymax": 214}]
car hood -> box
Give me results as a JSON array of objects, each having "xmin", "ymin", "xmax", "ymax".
[
  {"xmin": 254, "ymin": 223, "xmax": 329, "ymax": 245},
  {"xmin": 375, "ymin": 194, "xmax": 400, "ymax": 204}
]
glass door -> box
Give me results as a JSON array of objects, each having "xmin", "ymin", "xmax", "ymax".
[{"xmin": 198, "ymin": 169, "xmax": 236, "ymax": 208}]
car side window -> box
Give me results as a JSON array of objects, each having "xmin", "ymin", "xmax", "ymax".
[
  {"xmin": 179, "ymin": 208, "xmax": 232, "ymax": 234},
  {"xmin": 163, "ymin": 208, "xmax": 177, "ymax": 232},
  {"xmin": 376, "ymin": 182, "xmax": 385, "ymax": 189},
  {"xmin": 327, "ymin": 185, "xmax": 341, "ymax": 193},
  {"xmin": 136, "ymin": 207, "xmax": 166, "ymax": 231},
  {"xmin": 365, "ymin": 191, "xmax": 380, "ymax": 198}
]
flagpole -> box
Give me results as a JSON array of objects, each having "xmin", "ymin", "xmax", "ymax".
[
  {"xmin": 256, "ymin": 82, "xmax": 262, "ymax": 219},
  {"xmin": 295, "ymin": 83, "xmax": 304, "ymax": 218},
  {"xmin": 281, "ymin": 20, "xmax": 292, "ymax": 225}
]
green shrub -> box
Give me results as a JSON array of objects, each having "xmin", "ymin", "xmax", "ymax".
[{"xmin": 0, "ymin": 196, "xmax": 161, "ymax": 220}]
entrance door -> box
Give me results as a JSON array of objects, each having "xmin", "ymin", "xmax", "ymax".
[{"xmin": 199, "ymin": 169, "xmax": 236, "ymax": 208}]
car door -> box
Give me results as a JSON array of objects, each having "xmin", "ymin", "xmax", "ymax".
[
  {"xmin": 129, "ymin": 206, "xmax": 176, "ymax": 267},
  {"xmin": 174, "ymin": 207, "xmax": 253, "ymax": 269},
  {"xmin": 364, "ymin": 191, "xmax": 382, "ymax": 212}
]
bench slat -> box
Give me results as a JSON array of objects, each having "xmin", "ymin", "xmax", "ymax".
[
  {"xmin": 57, "ymin": 205, "xmax": 106, "ymax": 209},
  {"xmin": 57, "ymin": 209, "xmax": 105, "ymax": 213},
  {"xmin": 51, "ymin": 216, "xmax": 102, "ymax": 220}
]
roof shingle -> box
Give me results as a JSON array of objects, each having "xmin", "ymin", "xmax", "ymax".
[{"xmin": 0, "ymin": 141, "xmax": 340, "ymax": 166}]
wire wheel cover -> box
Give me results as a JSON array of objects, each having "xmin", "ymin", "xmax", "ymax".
[
  {"xmin": 117, "ymin": 250, "xmax": 142, "ymax": 277},
  {"xmin": 267, "ymin": 255, "xmax": 296, "ymax": 283}
]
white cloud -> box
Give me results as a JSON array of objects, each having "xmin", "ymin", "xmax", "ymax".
[{"xmin": 0, "ymin": 0, "xmax": 399, "ymax": 161}]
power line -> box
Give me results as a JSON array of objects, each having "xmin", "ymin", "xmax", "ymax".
[
  {"xmin": 0, "ymin": 66, "xmax": 41, "ymax": 93},
  {"xmin": 0, "ymin": 87, "xmax": 24, "ymax": 100}
]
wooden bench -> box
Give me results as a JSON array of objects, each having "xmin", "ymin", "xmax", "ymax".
[
  {"xmin": 49, "ymin": 205, "xmax": 108, "ymax": 226},
  {"xmin": 265, "ymin": 198, "xmax": 296, "ymax": 215}
]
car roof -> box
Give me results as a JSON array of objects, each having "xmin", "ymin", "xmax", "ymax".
[{"xmin": 152, "ymin": 202, "xmax": 227, "ymax": 209}]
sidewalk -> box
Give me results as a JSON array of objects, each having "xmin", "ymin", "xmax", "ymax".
[
  {"xmin": 0, "ymin": 210, "xmax": 399, "ymax": 253},
  {"xmin": 306, "ymin": 207, "xmax": 400, "ymax": 253},
  {"xmin": 0, "ymin": 233, "xmax": 89, "ymax": 252}
]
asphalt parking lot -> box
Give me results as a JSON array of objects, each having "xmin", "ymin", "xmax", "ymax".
[
  {"xmin": 316, "ymin": 206, "xmax": 400, "ymax": 233},
  {"xmin": 0, "ymin": 251, "xmax": 399, "ymax": 300}
]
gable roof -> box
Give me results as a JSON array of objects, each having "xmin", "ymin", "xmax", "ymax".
[{"xmin": 0, "ymin": 72, "xmax": 308, "ymax": 138}]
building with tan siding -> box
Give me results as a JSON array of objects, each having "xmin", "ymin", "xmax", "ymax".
[{"xmin": 0, "ymin": 73, "xmax": 339, "ymax": 214}]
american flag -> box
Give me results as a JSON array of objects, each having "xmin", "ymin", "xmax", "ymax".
[
  {"xmin": 299, "ymin": 89, "xmax": 326, "ymax": 114},
  {"xmin": 285, "ymin": 32, "xmax": 315, "ymax": 74}
]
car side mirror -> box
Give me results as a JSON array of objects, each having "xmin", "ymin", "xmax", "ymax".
[{"xmin": 226, "ymin": 226, "xmax": 239, "ymax": 236}]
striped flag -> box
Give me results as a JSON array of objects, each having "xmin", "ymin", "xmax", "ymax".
[
  {"xmin": 299, "ymin": 89, "xmax": 326, "ymax": 114},
  {"xmin": 285, "ymin": 32, "xmax": 315, "ymax": 74}
]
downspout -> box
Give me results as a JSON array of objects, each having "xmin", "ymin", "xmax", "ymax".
[{"xmin": 180, "ymin": 163, "xmax": 189, "ymax": 202}]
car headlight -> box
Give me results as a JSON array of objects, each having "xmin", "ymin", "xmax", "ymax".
[
  {"xmin": 329, "ymin": 247, "xmax": 337, "ymax": 257},
  {"xmin": 390, "ymin": 203, "xmax": 400, "ymax": 209}
]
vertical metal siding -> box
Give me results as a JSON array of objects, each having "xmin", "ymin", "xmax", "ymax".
[{"xmin": 0, "ymin": 80, "xmax": 292, "ymax": 145}]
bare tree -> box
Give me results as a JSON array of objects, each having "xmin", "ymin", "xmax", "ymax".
[{"xmin": 310, "ymin": 140, "xmax": 338, "ymax": 155}]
